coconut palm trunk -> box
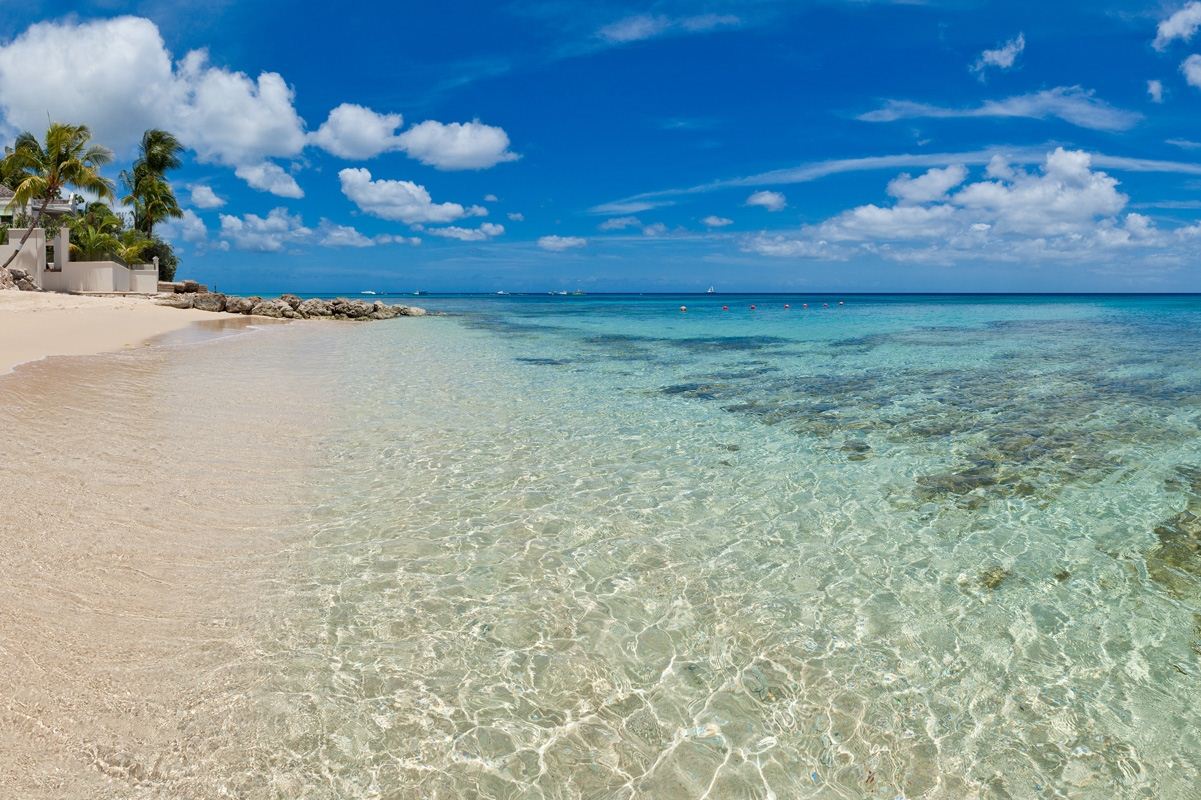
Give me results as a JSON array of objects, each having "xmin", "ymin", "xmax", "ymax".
[
  {"xmin": 0, "ymin": 122, "xmax": 114, "ymax": 275},
  {"xmin": 1, "ymin": 194, "xmax": 52, "ymax": 272}
]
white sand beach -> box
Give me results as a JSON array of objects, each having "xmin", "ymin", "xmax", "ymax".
[{"xmin": 0, "ymin": 292, "xmax": 217, "ymax": 374}]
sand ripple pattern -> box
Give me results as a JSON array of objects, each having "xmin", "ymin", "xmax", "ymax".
[{"xmin": 246, "ymin": 297, "xmax": 1201, "ymax": 799}]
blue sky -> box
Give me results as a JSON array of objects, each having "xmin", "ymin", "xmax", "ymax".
[{"xmin": 2, "ymin": 1, "xmax": 1201, "ymax": 292}]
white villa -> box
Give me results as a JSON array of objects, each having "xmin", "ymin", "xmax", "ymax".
[{"xmin": 0, "ymin": 186, "xmax": 159, "ymax": 293}]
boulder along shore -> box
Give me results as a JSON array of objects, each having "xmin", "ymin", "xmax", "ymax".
[{"xmin": 158, "ymin": 290, "xmax": 427, "ymax": 321}]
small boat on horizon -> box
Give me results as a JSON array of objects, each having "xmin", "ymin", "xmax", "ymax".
[
  {"xmin": 361, "ymin": 290, "xmax": 377, "ymax": 295},
  {"xmin": 707, "ymin": 286, "xmax": 716, "ymax": 294}
]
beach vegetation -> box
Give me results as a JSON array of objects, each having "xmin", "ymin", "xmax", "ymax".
[
  {"xmin": 140, "ymin": 238, "xmax": 178, "ymax": 281},
  {"xmin": 121, "ymin": 129, "xmax": 183, "ymax": 238},
  {"xmin": 66, "ymin": 202, "xmax": 155, "ymax": 265},
  {"xmin": 0, "ymin": 122, "xmax": 113, "ymax": 271}
]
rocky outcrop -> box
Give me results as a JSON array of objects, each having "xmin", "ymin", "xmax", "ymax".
[
  {"xmin": 159, "ymin": 280, "xmax": 210, "ymax": 294},
  {"xmin": 297, "ymin": 298, "xmax": 332, "ymax": 317},
  {"xmin": 157, "ymin": 291, "xmax": 427, "ymax": 321},
  {"xmin": 160, "ymin": 293, "xmax": 195, "ymax": 309},
  {"xmin": 248, "ymin": 299, "xmax": 291, "ymax": 318},
  {"xmin": 3, "ymin": 267, "xmax": 38, "ymax": 291},
  {"xmin": 223, "ymin": 295, "xmax": 255, "ymax": 314},
  {"xmin": 192, "ymin": 292, "xmax": 226, "ymax": 312}
]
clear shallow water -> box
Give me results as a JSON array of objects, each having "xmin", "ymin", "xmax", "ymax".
[{"xmin": 258, "ymin": 296, "xmax": 1201, "ymax": 798}]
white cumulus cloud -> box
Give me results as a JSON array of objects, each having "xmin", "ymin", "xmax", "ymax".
[
  {"xmin": 427, "ymin": 222, "xmax": 505, "ymax": 241},
  {"xmin": 189, "ymin": 184, "xmax": 225, "ymax": 208},
  {"xmin": 397, "ymin": 120, "xmax": 519, "ymax": 170},
  {"xmin": 702, "ymin": 215, "xmax": 733, "ymax": 227},
  {"xmin": 375, "ymin": 234, "xmax": 422, "ymax": 246},
  {"xmin": 174, "ymin": 50, "xmax": 308, "ymax": 167},
  {"xmin": 159, "ymin": 208, "xmax": 208, "ymax": 245},
  {"xmin": 1182, "ymin": 53, "xmax": 1201, "ymax": 88},
  {"xmin": 507, "ymin": 212, "xmax": 525, "ymax": 222},
  {"xmin": 747, "ymin": 190, "xmax": 787, "ymax": 211},
  {"xmin": 339, "ymin": 167, "xmax": 486, "ymax": 224},
  {"xmin": 1155, "ymin": 2, "xmax": 1201, "ymax": 50},
  {"xmin": 234, "ymin": 162, "xmax": 304, "ymax": 198},
  {"xmin": 743, "ymin": 148, "xmax": 1200, "ymax": 266},
  {"xmin": 887, "ymin": 165, "xmax": 968, "ymax": 204},
  {"xmin": 0, "ymin": 16, "xmax": 179, "ymax": 155},
  {"xmin": 219, "ymin": 207, "xmax": 311, "ymax": 252},
  {"xmin": 1148, "ymin": 79, "xmax": 1165, "ymax": 103},
  {"xmin": 538, "ymin": 235, "xmax": 587, "ymax": 251},
  {"xmin": 316, "ymin": 219, "xmax": 374, "ymax": 247},
  {"xmin": 0, "ymin": 16, "xmax": 307, "ymax": 193},
  {"xmin": 311, "ymin": 103, "xmax": 405, "ymax": 159}
]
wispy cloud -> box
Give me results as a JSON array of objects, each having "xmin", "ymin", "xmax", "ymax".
[
  {"xmin": 596, "ymin": 13, "xmax": 739, "ymax": 44},
  {"xmin": 859, "ymin": 87, "xmax": 1141, "ymax": 132},
  {"xmin": 972, "ymin": 32, "xmax": 1024, "ymax": 75},
  {"xmin": 591, "ymin": 147, "xmax": 1201, "ymax": 213}
]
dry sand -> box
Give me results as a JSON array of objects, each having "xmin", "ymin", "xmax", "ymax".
[{"xmin": 0, "ymin": 291, "xmax": 218, "ymax": 375}]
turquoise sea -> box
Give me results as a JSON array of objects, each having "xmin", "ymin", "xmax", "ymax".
[{"xmin": 259, "ymin": 294, "xmax": 1201, "ymax": 798}]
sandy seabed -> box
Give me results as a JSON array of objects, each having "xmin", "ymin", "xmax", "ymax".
[{"xmin": 0, "ymin": 317, "xmax": 337, "ymax": 798}]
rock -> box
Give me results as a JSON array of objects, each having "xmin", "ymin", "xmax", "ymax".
[
  {"xmin": 157, "ymin": 290, "xmax": 426, "ymax": 323},
  {"xmin": 328, "ymin": 298, "xmax": 374, "ymax": 320},
  {"xmin": 8, "ymin": 268, "xmax": 27, "ymax": 281},
  {"xmin": 297, "ymin": 298, "xmax": 332, "ymax": 317},
  {"xmin": 223, "ymin": 295, "xmax": 255, "ymax": 314},
  {"xmin": 193, "ymin": 292, "xmax": 226, "ymax": 312},
  {"xmin": 369, "ymin": 301, "xmax": 400, "ymax": 320},
  {"xmin": 979, "ymin": 566, "xmax": 1011, "ymax": 590},
  {"xmin": 181, "ymin": 280, "xmax": 201, "ymax": 293},
  {"xmin": 158, "ymin": 292, "xmax": 196, "ymax": 309},
  {"xmin": 249, "ymin": 299, "xmax": 290, "ymax": 318},
  {"xmin": 16, "ymin": 277, "xmax": 38, "ymax": 291},
  {"xmin": 0, "ymin": 268, "xmax": 14, "ymax": 290}
]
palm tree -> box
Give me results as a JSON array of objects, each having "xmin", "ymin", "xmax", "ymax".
[
  {"xmin": 68, "ymin": 224, "xmax": 122, "ymax": 262},
  {"xmin": 1, "ymin": 122, "xmax": 113, "ymax": 271},
  {"xmin": 121, "ymin": 129, "xmax": 183, "ymax": 238}
]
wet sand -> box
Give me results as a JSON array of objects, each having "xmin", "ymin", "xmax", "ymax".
[{"xmin": 0, "ymin": 322, "xmax": 337, "ymax": 797}]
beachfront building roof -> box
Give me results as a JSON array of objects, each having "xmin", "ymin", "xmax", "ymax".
[{"xmin": 0, "ymin": 185, "xmax": 79, "ymax": 224}]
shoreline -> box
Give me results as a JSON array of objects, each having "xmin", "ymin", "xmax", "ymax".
[
  {"xmin": 0, "ymin": 315, "xmax": 341, "ymax": 797},
  {"xmin": 0, "ymin": 292, "xmax": 230, "ymax": 376}
]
